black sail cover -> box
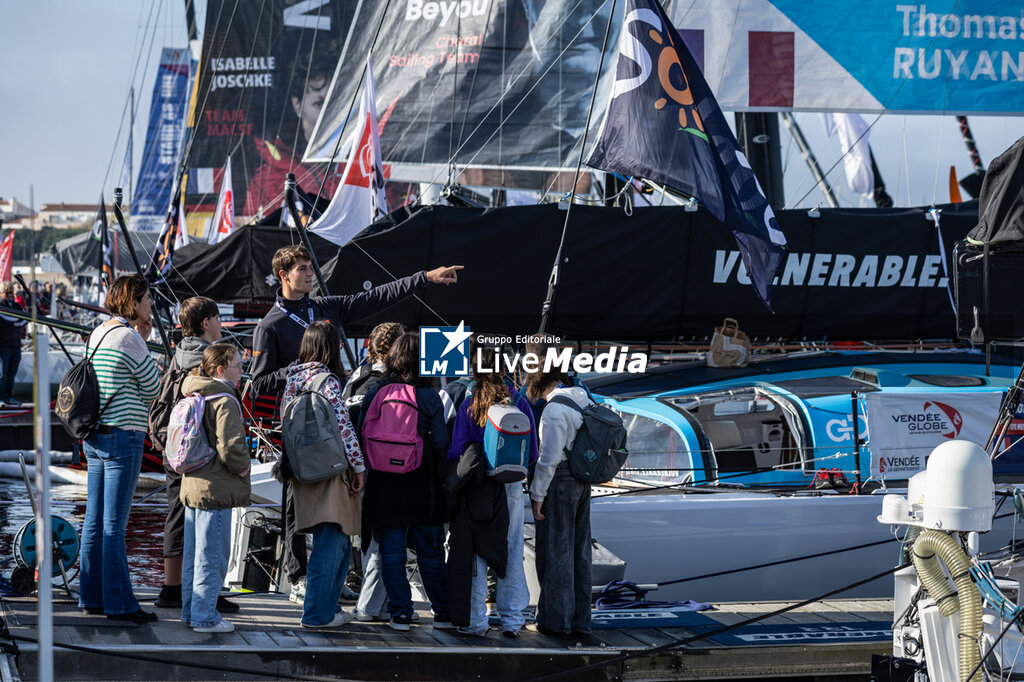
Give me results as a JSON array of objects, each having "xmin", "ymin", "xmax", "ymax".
[
  {"xmin": 966, "ymin": 135, "xmax": 1024, "ymax": 247},
  {"xmin": 165, "ymin": 202, "xmax": 977, "ymax": 341}
]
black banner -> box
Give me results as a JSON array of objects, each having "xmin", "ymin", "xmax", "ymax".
[
  {"xmin": 167, "ymin": 202, "xmax": 977, "ymax": 341},
  {"xmin": 190, "ymin": 0, "xmax": 356, "ymax": 216},
  {"xmin": 305, "ymin": 0, "xmax": 614, "ymax": 186}
]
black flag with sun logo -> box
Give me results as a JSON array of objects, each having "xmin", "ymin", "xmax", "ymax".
[{"xmin": 587, "ymin": 0, "xmax": 787, "ymax": 308}]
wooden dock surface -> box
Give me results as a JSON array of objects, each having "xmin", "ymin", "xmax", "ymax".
[{"xmin": 1, "ymin": 590, "xmax": 893, "ymax": 681}]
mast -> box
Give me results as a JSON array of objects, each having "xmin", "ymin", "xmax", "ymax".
[
  {"xmin": 778, "ymin": 112, "xmax": 837, "ymax": 208},
  {"xmin": 956, "ymin": 116, "xmax": 986, "ymax": 198},
  {"xmin": 184, "ymin": 0, "xmax": 198, "ymax": 42},
  {"xmin": 734, "ymin": 113, "xmax": 785, "ymax": 208},
  {"xmin": 538, "ymin": 0, "xmax": 618, "ymax": 335}
]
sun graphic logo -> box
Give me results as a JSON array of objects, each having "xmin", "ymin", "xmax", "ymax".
[
  {"xmin": 647, "ymin": 29, "xmax": 706, "ymax": 139},
  {"xmin": 419, "ymin": 321, "xmax": 472, "ymax": 377},
  {"xmin": 922, "ymin": 401, "xmax": 963, "ymax": 439}
]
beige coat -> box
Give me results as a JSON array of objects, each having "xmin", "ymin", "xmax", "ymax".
[
  {"xmin": 293, "ymin": 471, "xmax": 361, "ymax": 535},
  {"xmin": 179, "ymin": 374, "xmax": 251, "ymax": 510}
]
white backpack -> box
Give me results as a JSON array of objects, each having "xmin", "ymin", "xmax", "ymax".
[{"xmin": 166, "ymin": 392, "xmax": 240, "ymax": 474}]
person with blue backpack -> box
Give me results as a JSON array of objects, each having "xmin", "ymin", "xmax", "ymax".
[
  {"xmin": 359, "ymin": 333, "xmax": 452, "ymax": 632},
  {"xmin": 281, "ymin": 321, "xmax": 366, "ymax": 628},
  {"xmin": 177, "ymin": 344, "xmax": 250, "ymax": 634},
  {"xmin": 447, "ymin": 345, "xmax": 537, "ymax": 638}
]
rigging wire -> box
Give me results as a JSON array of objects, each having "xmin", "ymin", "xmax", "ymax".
[
  {"xmin": 100, "ymin": 0, "xmax": 165, "ymax": 194},
  {"xmin": 419, "ymin": 0, "xmax": 607, "ymax": 192}
]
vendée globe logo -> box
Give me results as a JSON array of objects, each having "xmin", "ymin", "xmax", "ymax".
[{"xmin": 419, "ymin": 322, "xmax": 649, "ymax": 377}]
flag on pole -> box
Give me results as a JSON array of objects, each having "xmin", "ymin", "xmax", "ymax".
[
  {"xmin": 308, "ymin": 55, "xmax": 388, "ymax": 247},
  {"xmin": 820, "ymin": 113, "xmax": 873, "ymax": 196},
  {"xmin": 90, "ymin": 195, "xmax": 115, "ymax": 286},
  {"xmin": 0, "ymin": 232, "xmax": 14, "ymax": 282},
  {"xmin": 146, "ymin": 187, "xmax": 187, "ymax": 281},
  {"xmin": 586, "ymin": 0, "xmax": 786, "ymax": 308},
  {"xmin": 208, "ymin": 157, "xmax": 235, "ymax": 245},
  {"xmin": 175, "ymin": 190, "xmax": 190, "ymax": 248}
]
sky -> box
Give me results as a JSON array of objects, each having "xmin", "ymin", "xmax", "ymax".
[{"xmin": 0, "ymin": 0, "xmax": 1021, "ymax": 210}]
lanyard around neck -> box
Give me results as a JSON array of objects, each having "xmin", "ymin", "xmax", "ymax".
[{"xmin": 276, "ymin": 300, "xmax": 314, "ymax": 329}]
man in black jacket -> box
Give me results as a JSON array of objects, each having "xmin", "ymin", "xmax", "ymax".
[
  {"xmin": 252, "ymin": 245, "xmax": 461, "ymax": 599},
  {"xmin": 0, "ymin": 281, "xmax": 27, "ymax": 407},
  {"xmin": 251, "ymin": 245, "xmax": 461, "ymax": 395}
]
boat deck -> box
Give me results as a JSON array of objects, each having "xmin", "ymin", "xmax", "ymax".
[{"xmin": 1, "ymin": 589, "xmax": 894, "ymax": 681}]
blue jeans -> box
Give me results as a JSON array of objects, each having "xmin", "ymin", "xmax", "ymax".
[
  {"xmin": 302, "ymin": 523, "xmax": 352, "ymax": 626},
  {"xmin": 181, "ymin": 507, "xmax": 232, "ymax": 628},
  {"xmin": 78, "ymin": 428, "xmax": 144, "ymax": 615},
  {"xmin": 376, "ymin": 524, "xmax": 449, "ymax": 620},
  {"xmin": 468, "ymin": 482, "xmax": 528, "ymax": 634},
  {"xmin": 355, "ymin": 536, "xmax": 388, "ymax": 619},
  {"xmin": 0, "ymin": 345, "xmax": 20, "ymax": 401}
]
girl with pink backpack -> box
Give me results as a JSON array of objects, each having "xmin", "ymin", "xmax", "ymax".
[{"xmin": 359, "ymin": 333, "xmax": 452, "ymax": 631}]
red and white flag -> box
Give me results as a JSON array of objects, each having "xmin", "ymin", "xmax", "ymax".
[
  {"xmin": 0, "ymin": 232, "xmax": 14, "ymax": 282},
  {"xmin": 309, "ymin": 55, "xmax": 388, "ymax": 247},
  {"xmin": 208, "ymin": 156, "xmax": 235, "ymax": 245}
]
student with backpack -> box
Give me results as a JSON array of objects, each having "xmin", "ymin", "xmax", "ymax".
[
  {"xmin": 447, "ymin": 346, "xmax": 537, "ymax": 637},
  {"xmin": 250, "ymin": 245, "xmax": 462, "ymax": 602},
  {"xmin": 528, "ymin": 366, "xmax": 595, "ymax": 637},
  {"xmin": 77, "ymin": 275, "xmax": 161, "ymax": 623},
  {"xmin": 344, "ymin": 322, "xmax": 403, "ymax": 623},
  {"xmin": 359, "ymin": 333, "xmax": 452, "ymax": 631},
  {"xmin": 176, "ymin": 344, "xmax": 250, "ymax": 633},
  {"xmin": 147, "ymin": 296, "xmax": 237, "ymax": 614},
  {"xmin": 281, "ymin": 322, "xmax": 366, "ymax": 628}
]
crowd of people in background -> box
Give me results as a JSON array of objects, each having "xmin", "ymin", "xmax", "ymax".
[{"xmin": 12, "ymin": 244, "xmax": 597, "ymax": 641}]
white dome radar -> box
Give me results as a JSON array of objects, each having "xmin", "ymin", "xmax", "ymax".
[{"xmin": 922, "ymin": 440, "xmax": 994, "ymax": 532}]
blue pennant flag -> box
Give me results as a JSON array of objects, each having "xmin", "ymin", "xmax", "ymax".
[{"xmin": 587, "ymin": 0, "xmax": 787, "ymax": 308}]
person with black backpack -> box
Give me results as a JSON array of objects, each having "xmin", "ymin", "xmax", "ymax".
[
  {"xmin": 281, "ymin": 322, "xmax": 365, "ymax": 628},
  {"xmin": 527, "ymin": 365, "xmax": 594, "ymax": 637},
  {"xmin": 147, "ymin": 296, "xmax": 237, "ymax": 614},
  {"xmin": 77, "ymin": 275, "xmax": 161, "ymax": 623},
  {"xmin": 359, "ymin": 333, "xmax": 452, "ymax": 632},
  {"xmin": 344, "ymin": 321, "xmax": 402, "ymax": 623}
]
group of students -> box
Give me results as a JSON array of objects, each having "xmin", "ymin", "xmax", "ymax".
[{"xmin": 73, "ymin": 245, "xmax": 597, "ymax": 641}]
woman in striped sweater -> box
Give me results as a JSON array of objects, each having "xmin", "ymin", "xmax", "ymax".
[{"xmin": 78, "ymin": 274, "xmax": 162, "ymax": 623}]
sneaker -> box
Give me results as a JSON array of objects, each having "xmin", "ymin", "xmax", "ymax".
[
  {"xmin": 216, "ymin": 596, "xmax": 240, "ymax": 613},
  {"xmin": 194, "ymin": 619, "xmax": 235, "ymax": 633},
  {"xmin": 354, "ymin": 610, "xmax": 387, "ymax": 623},
  {"xmin": 456, "ymin": 626, "xmax": 489, "ymax": 637},
  {"xmin": 502, "ymin": 629, "xmax": 520, "ymax": 639},
  {"xmin": 338, "ymin": 584, "xmax": 359, "ymax": 603},
  {"xmin": 288, "ymin": 579, "xmax": 306, "ymax": 604},
  {"xmin": 302, "ymin": 611, "xmax": 355, "ymax": 629},
  {"xmin": 5, "ymin": 398, "xmax": 22, "ymax": 408},
  {"xmin": 432, "ymin": 617, "xmax": 455, "ymax": 630},
  {"xmin": 388, "ymin": 613, "xmax": 413, "ymax": 632}
]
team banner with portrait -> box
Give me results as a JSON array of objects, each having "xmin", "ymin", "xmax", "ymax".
[
  {"xmin": 190, "ymin": 0, "xmax": 356, "ymax": 217},
  {"xmin": 666, "ymin": 0, "xmax": 1024, "ymax": 114},
  {"xmin": 865, "ymin": 392, "xmax": 1001, "ymax": 479},
  {"xmin": 131, "ymin": 48, "xmax": 190, "ymax": 232},
  {"xmin": 305, "ymin": 0, "xmax": 617, "ymax": 184}
]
